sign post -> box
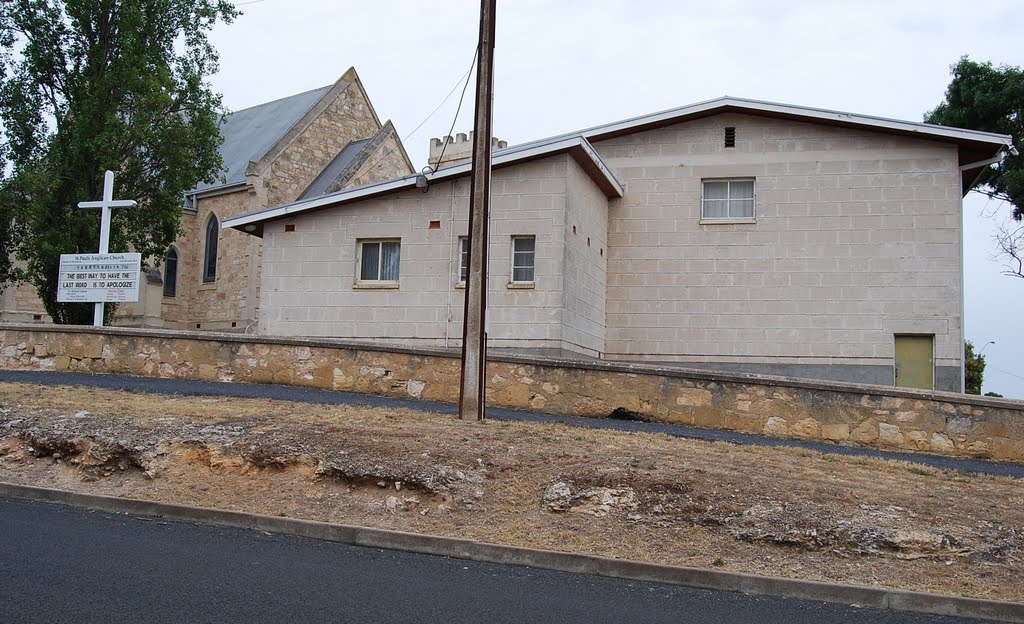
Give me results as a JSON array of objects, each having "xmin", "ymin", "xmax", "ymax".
[{"xmin": 75, "ymin": 171, "xmax": 137, "ymax": 326}]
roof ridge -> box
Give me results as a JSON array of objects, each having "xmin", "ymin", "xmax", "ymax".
[
  {"xmin": 504, "ymin": 96, "xmax": 1012, "ymax": 153},
  {"xmin": 226, "ymin": 84, "xmax": 332, "ymax": 117}
]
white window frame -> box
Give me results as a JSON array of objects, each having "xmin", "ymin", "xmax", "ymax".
[
  {"xmin": 700, "ymin": 178, "xmax": 756, "ymax": 221},
  {"xmin": 355, "ymin": 238, "xmax": 401, "ymax": 288},
  {"xmin": 510, "ymin": 235, "xmax": 536, "ymax": 285},
  {"xmin": 456, "ymin": 236, "xmax": 469, "ymax": 286}
]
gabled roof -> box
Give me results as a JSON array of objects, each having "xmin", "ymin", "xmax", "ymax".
[
  {"xmin": 553, "ymin": 96, "xmax": 1013, "ymax": 194},
  {"xmin": 297, "ymin": 138, "xmax": 371, "ymax": 201},
  {"xmin": 225, "ymin": 96, "xmax": 1015, "ymax": 235},
  {"xmin": 192, "ymin": 86, "xmax": 332, "ymax": 195},
  {"xmin": 573, "ymin": 96, "xmax": 1012, "ymax": 150},
  {"xmin": 224, "ymin": 135, "xmax": 623, "ymax": 236}
]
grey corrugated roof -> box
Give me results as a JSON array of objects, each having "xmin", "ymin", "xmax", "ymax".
[
  {"xmin": 297, "ymin": 139, "xmax": 370, "ymax": 200},
  {"xmin": 193, "ymin": 85, "xmax": 332, "ymax": 194}
]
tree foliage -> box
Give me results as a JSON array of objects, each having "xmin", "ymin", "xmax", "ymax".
[
  {"xmin": 926, "ymin": 57, "xmax": 1024, "ymax": 219},
  {"xmin": 0, "ymin": 0, "xmax": 237, "ymax": 323},
  {"xmin": 964, "ymin": 340, "xmax": 987, "ymax": 395}
]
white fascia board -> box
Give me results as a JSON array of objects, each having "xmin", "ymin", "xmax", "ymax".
[
  {"xmin": 224, "ymin": 136, "xmax": 622, "ymax": 230},
  {"xmin": 575, "ymin": 136, "xmax": 624, "ymax": 196},
  {"xmin": 223, "ymin": 174, "xmax": 419, "ymax": 229},
  {"xmin": 589, "ymin": 97, "xmax": 1013, "ymax": 146},
  {"xmin": 508, "ymin": 96, "xmax": 1012, "ymax": 151}
]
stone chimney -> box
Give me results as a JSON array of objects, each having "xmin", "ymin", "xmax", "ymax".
[{"xmin": 428, "ymin": 132, "xmax": 508, "ymax": 168}]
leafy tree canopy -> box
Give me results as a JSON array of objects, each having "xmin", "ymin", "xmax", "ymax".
[
  {"xmin": 0, "ymin": 0, "xmax": 237, "ymax": 323},
  {"xmin": 926, "ymin": 57, "xmax": 1024, "ymax": 219},
  {"xmin": 964, "ymin": 340, "xmax": 987, "ymax": 395}
]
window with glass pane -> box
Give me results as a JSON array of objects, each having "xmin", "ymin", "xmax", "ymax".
[
  {"xmin": 458, "ymin": 237, "xmax": 469, "ymax": 283},
  {"xmin": 163, "ymin": 249, "xmax": 178, "ymax": 297},
  {"xmin": 701, "ymin": 179, "xmax": 755, "ymax": 219},
  {"xmin": 511, "ymin": 236, "xmax": 535, "ymax": 283},
  {"xmin": 358, "ymin": 239, "xmax": 400, "ymax": 283},
  {"xmin": 203, "ymin": 215, "xmax": 218, "ymax": 282}
]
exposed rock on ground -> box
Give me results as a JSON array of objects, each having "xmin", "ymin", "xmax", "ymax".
[{"xmin": 1, "ymin": 382, "xmax": 1022, "ymax": 602}]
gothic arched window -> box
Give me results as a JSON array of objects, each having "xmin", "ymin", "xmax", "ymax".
[
  {"xmin": 203, "ymin": 215, "xmax": 218, "ymax": 283},
  {"xmin": 163, "ymin": 248, "xmax": 178, "ymax": 297}
]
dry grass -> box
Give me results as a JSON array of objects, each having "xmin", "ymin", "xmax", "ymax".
[{"xmin": 1, "ymin": 382, "xmax": 1022, "ymax": 602}]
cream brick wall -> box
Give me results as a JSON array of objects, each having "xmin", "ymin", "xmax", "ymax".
[
  {"xmin": 592, "ymin": 113, "xmax": 963, "ymax": 389},
  {"xmin": 260, "ymin": 154, "xmax": 608, "ymax": 353},
  {"xmin": 562, "ymin": 158, "xmax": 609, "ymax": 356}
]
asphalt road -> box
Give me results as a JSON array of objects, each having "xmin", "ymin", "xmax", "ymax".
[
  {"xmin": 1, "ymin": 369, "xmax": 1021, "ymax": 478},
  {"xmin": 0, "ymin": 497, "xmax": 993, "ymax": 624}
]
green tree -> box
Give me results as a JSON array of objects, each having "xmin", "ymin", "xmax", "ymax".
[
  {"xmin": 964, "ymin": 340, "xmax": 987, "ymax": 395},
  {"xmin": 0, "ymin": 0, "xmax": 238, "ymax": 323},
  {"xmin": 926, "ymin": 57, "xmax": 1023, "ymax": 216}
]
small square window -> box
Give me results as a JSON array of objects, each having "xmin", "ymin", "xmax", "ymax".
[
  {"xmin": 511, "ymin": 236, "xmax": 535, "ymax": 283},
  {"xmin": 357, "ymin": 239, "xmax": 400, "ymax": 285},
  {"xmin": 702, "ymin": 179, "xmax": 754, "ymax": 219}
]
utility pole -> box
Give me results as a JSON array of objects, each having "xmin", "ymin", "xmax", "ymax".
[{"xmin": 458, "ymin": 0, "xmax": 497, "ymax": 421}]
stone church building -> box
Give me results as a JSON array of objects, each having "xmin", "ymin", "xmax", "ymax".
[{"xmin": 0, "ymin": 67, "xmax": 413, "ymax": 332}]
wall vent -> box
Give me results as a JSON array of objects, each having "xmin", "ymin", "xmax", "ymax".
[{"xmin": 724, "ymin": 127, "xmax": 736, "ymax": 148}]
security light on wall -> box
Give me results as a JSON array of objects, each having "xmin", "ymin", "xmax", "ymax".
[{"xmin": 416, "ymin": 166, "xmax": 432, "ymax": 192}]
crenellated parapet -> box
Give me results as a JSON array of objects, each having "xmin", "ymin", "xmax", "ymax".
[{"xmin": 428, "ymin": 132, "xmax": 508, "ymax": 168}]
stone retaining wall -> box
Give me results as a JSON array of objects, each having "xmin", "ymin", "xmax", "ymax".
[{"xmin": 2, "ymin": 324, "xmax": 1022, "ymax": 461}]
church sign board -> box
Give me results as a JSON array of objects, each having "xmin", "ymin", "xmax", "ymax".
[{"xmin": 57, "ymin": 253, "xmax": 142, "ymax": 303}]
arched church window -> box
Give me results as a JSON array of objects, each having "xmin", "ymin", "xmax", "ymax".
[
  {"xmin": 203, "ymin": 215, "xmax": 218, "ymax": 283},
  {"xmin": 163, "ymin": 248, "xmax": 178, "ymax": 297}
]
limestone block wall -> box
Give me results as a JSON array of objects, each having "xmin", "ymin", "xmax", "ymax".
[
  {"xmin": 0, "ymin": 281, "xmax": 50, "ymax": 323},
  {"xmin": 262, "ymin": 80, "xmax": 385, "ymax": 209},
  {"xmin": 169, "ymin": 189, "xmax": 257, "ymax": 331},
  {"xmin": 2, "ymin": 324, "xmax": 1022, "ymax": 461},
  {"xmin": 345, "ymin": 131, "xmax": 415, "ymax": 190},
  {"xmin": 593, "ymin": 113, "xmax": 964, "ymax": 390}
]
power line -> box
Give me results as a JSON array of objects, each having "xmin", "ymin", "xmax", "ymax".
[
  {"xmin": 431, "ymin": 46, "xmax": 478, "ymax": 170},
  {"xmin": 993, "ymin": 367, "xmax": 1024, "ymax": 382},
  {"xmin": 359, "ymin": 47, "xmax": 478, "ymax": 177}
]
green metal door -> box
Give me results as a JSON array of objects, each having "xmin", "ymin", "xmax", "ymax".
[{"xmin": 894, "ymin": 335, "xmax": 934, "ymax": 390}]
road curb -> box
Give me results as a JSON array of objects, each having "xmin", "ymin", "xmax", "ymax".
[{"xmin": 1, "ymin": 481, "xmax": 1021, "ymax": 622}]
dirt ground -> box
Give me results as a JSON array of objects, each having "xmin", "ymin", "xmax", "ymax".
[{"xmin": 1, "ymin": 381, "xmax": 1021, "ymax": 602}]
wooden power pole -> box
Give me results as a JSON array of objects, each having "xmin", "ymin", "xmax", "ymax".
[{"xmin": 458, "ymin": 0, "xmax": 497, "ymax": 420}]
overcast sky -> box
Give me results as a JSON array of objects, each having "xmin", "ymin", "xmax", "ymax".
[{"xmin": 207, "ymin": 0, "xmax": 1023, "ymax": 397}]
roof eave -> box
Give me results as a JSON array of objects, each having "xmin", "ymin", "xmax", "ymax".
[
  {"xmin": 224, "ymin": 136, "xmax": 622, "ymax": 234},
  {"xmin": 579, "ymin": 96, "xmax": 1013, "ymax": 148},
  {"xmin": 188, "ymin": 181, "xmax": 248, "ymax": 200}
]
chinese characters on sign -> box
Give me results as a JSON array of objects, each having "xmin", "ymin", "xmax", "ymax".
[{"xmin": 56, "ymin": 253, "xmax": 142, "ymax": 303}]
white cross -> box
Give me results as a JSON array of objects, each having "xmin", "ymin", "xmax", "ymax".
[{"xmin": 78, "ymin": 170, "xmax": 137, "ymax": 326}]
